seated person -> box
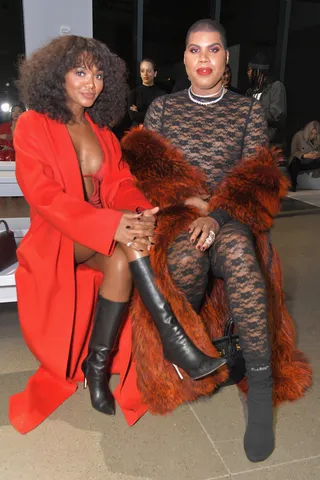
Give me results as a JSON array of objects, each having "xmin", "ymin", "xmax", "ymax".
[
  {"xmin": 288, "ymin": 121, "xmax": 320, "ymax": 191},
  {"xmin": 0, "ymin": 104, "xmax": 25, "ymax": 161}
]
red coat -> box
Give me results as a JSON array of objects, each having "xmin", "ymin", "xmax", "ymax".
[{"xmin": 9, "ymin": 111, "xmax": 152, "ymax": 433}]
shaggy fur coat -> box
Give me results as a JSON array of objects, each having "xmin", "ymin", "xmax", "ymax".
[{"xmin": 120, "ymin": 127, "xmax": 312, "ymax": 415}]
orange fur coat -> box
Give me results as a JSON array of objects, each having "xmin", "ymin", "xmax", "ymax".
[{"xmin": 121, "ymin": 127, "xmax": 312, "ymax": 414}]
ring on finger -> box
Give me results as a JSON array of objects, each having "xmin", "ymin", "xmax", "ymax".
[
  {"xmin": 126, "ymin": 241, "xmax": 133, "ymax": 247},
  {"xmin": 204, "ymin": 231, "xmax": 216, "ymax": 245}
]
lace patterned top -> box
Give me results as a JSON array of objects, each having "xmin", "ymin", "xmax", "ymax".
[{"xmin": 144, "ymin": 89, "xmax": 268, "ymax": 194}]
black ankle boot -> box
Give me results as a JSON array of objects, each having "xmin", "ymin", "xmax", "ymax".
[
  {"xmin": 129, "ymin": 257, "xmax": 226, "ymax": 380},
  {"xmin": 82, "ymin": 295, "xmax": 128, "ymax": 415},
  {"xmin": 244, "ymin": 364, "xmax": 274, "ymax": 462}
]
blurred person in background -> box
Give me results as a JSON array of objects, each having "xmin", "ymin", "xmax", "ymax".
[
  {"xmin": 246, "ymin": 52, "xmax": 286, "ymax": 147},
  {"xmin": 288, "ymin": 120, "xmax": 320, "ymax": 191},
  {"xmin": 222, "ymin": 64, "xmax": 241, "ymax": 94},
  {"xmin": 0, "ymin": 104, "xmax": 25, "ymax": 160},
  {"xmin": 128, "ymin": 58, "xmax": 165, "ymax": 126}
]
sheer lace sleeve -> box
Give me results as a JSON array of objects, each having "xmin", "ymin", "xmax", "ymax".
[
  {"xmin": 242, "ymin": 100, "xmax": 268, "ymax": 158},
  {"xmin": 144, "ymin": 95, "xmax": 166, "ymax": 134}
]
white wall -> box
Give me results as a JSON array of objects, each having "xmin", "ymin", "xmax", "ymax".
[{"xmin": 22, "ymin": 0, "xmax": 92, "ymax": 57}]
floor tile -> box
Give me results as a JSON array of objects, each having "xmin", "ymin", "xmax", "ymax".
[
  {"xmin": 230, "ymin": 455, "xmax": 320, "ymax": 479},
  {"xmin": 50, "ymin": 393, "xmax": 229, "ymax": 480}
]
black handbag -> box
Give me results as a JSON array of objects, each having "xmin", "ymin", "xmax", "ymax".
[
  {"xmin": 212, "ymin": 318, "xmax": 246, "ymax": 386},
  {"xmin": 0, "ymin": 220, "xmax": 18, "ymax": 272}
]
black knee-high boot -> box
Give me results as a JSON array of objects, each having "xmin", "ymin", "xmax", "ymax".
[
  {"xmin": 82, "ymin": 295, "xmax": 128, "ymax": 415},
  {"xmin": 129, "ymin": 257, "xmax": 226, "ymax": 380},
  {"xmin": 244, "ymin": 360, "xmax": 274, "ymax": 462}
]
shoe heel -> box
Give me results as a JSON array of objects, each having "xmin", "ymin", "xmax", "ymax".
[{"xmin": 172, "ymin": 363, "xmax": 184, "ymax": 380}]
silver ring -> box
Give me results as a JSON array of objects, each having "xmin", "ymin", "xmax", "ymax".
[
  {"xmin": 205, "ymin": 230, "xmax": 216, "ymax": 245},
  {"xmin": 126, "ymin": 241, "xmax": 133, "ymax": 247}
]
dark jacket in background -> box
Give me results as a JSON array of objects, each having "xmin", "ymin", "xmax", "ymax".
[{"xmin": 128, "ymin": 85, "xmax": 165, "ymax": 126}]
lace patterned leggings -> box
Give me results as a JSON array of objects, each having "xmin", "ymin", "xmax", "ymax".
[{"xmin": 167, "ymin": 220, "xmax": 271, "ymax": 363}]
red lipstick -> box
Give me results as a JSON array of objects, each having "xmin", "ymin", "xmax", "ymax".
[{"xmin": 196, "ymin": 68, "xmax": 213, "ymax": 76}]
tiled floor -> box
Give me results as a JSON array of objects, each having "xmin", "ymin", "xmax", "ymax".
[{"xmin": 0, "ymin": 214, "xmax": 319, "ymax": 480}]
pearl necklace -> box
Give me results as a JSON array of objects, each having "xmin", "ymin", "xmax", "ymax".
[{"xmin": 188, "ymin": 86, "xmax": 225, "ymax": 105}]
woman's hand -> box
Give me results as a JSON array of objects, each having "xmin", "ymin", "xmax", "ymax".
[
  {"xmin": 189, "ymin": 217, "xmax": 220, "ymax": 251},
  {"xmin": 303, "ymin": 151, "xmax": 318, "ymax": 160},
  {"xmin": 185, "ymin": 196, "xmax": 209, "ymax": 216},
  {"xmin": 115, "ymin": 207, "xmax": 159, "ymax": 251}
]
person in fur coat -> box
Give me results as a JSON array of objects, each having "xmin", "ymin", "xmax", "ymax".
[{"xmin": 125, "ymin": 19, "xmax": 312, "ymax": 463}]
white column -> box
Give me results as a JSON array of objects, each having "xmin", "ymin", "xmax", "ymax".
[{"xmin": 22, "ymin": 0, "xmax": 93, "ymax": 56}]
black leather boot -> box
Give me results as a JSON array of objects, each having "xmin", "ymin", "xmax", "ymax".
[
  {"xmin": 129, "ymin": 257, "xmax": 226, "ymax": 380},
  {"xmin": 244, "ymin": 363, "xmax": 274, "ymax": 462},
  {"xmin": 82, "ymin": 295, "xmax": 128, "ymax": 415}
]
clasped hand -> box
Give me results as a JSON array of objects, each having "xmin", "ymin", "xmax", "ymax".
[{"xmin": 114, "ymin": 207, "xmax": 159, "ymax": 252}]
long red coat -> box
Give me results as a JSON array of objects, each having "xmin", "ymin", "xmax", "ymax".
[{"xmin": 9, "ymin": 112, "xmax": 152, "ymax": 433}]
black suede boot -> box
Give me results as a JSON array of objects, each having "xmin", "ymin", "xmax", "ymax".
[
  {"xmin": 244, "ymin": 363, "xmax": 274, "ymax": 462},
  {"xmin": 129, "ymin": 257, "xmax": 226, "ymax": 380},
  {"xmin": 82, "ymin": 295, "xmax": 128, "ymax": 415}
]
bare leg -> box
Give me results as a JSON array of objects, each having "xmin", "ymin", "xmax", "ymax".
[{"xmin": 75, "ymin": 242, "xmax": 133, "ymax": 415}]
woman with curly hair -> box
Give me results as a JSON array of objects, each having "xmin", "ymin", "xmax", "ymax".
[{"xmin": 11, "ymin": 35, "xmax": 225, "ymax": 422}]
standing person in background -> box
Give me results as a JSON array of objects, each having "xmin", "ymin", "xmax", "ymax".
[
  {"xmin": 222, "ymin": 64, "xmax": 241, "ymax": 94},
  {"xmin": 246, "ymin": 52, "xmax": 287, "ymax": 147},
  {"xmin": 128, "ymin": 58, "xmax": 165, "ymax": 126}
]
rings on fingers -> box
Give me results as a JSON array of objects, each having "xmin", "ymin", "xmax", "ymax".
[
  {"xmin": 205, "ymin": 230, "xmax": 216, "ymax": 245},
  {"xmin": 126, "ymin": 241, "xmax": 133, "ymax": 247}
]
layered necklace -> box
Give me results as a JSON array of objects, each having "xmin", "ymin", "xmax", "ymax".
[{"xmin": 188, "ymin": 85, "xmax": 225, "ymax": 105}]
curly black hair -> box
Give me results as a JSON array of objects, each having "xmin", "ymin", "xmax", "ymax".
[{"xmin": 17, "ymin": 36, "xmax": 128, "ymax": 127}]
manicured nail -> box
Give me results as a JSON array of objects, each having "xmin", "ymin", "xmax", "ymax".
[
  {"xmin": 201, "ymin": 247, "xmax": 206, "ymax": 251},
  {"xmin": 196, "ymin": 246, "xmax": 201, "ymax": 250},
  {"xmin": 126, "ymin": 226, "xmax": 131, "ymax": 229},
  {"xmin": 151, "ymin": 242, "xmax": 155, "ymax": 245}
]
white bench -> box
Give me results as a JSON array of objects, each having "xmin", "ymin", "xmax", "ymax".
[
  {"xmin": 0, "ymin": 218, "xmax": 30, "ymax": 303},
  {"xmin": 0, "ymin": 162, "xmax": 29, "ymax": 303},
  {"xmin": 0, "ymin": 161, "xmax": 23, "ymax": 197}
]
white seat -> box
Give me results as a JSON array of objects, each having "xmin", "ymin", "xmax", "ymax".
[
  {"xmin": 297, "ymin": 172, "xmax": 320, "ymax": 190},
  {"xmin": 0, "ymin": 263, "xmax": 18, "ymax": 303},
  {"xmin": 0, "ymin": 162, "xmax": 23, "ymax": 197},
  {"xmin": 0, "ymin": 218, "xmax": 30, "ymax": 303}
]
